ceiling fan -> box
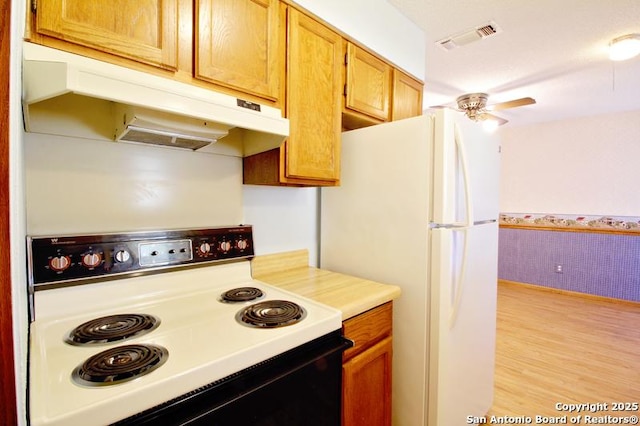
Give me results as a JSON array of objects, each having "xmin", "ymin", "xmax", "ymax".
[{"xmin": 448, "ymin": 93, "xmax": 536, "ymax": 126}]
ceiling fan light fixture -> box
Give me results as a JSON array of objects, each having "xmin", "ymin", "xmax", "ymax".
[
  {"xmin": 454, "ymin": 93, "xmax": 532, "ymax": 126},
  {"xmin": 456, "ymin": 93, "xmax": 488, "ymax": 121},
  {"xmin": 482, "ymin": 119, "xmax": 500, "ymax": 132},
  {"xmin": 456, "ymin": 93, "xmax": 488, "ymax": 112},
  {"xmin": 609, "ymin": 34, "xmax": 640, "ymax": 61}
]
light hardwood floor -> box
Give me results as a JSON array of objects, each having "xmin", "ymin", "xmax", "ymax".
[{"xmin": 488, "ymin": 281, "xmax": 640, "ymax": 421}]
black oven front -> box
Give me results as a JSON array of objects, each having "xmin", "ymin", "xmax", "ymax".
[{"xmin": 114, "ymin": 330, "xmax": 352, "ymax": 426}]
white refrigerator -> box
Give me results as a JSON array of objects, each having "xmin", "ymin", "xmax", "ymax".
[{"xmin": 321, "ymin": 109, "xmax": 499, "ymax": 426}]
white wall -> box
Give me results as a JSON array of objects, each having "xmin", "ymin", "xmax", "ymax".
[
  {"xmin": 242, "ymin": 186, "xmax": 320, "ymax": 266},
  {"xmin": 25, "ymin": 135, "xmax": 243, "ymax": 235},
  {"xmin": 499, "ymin": 109, "xmax": 640, "ymax": 216},
  {"xmin": 292, "ymin": 0, "xmax": 425, "ymax": 80}
]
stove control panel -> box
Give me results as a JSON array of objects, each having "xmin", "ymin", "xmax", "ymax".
[
  {"xmin": 139, "ymin": 240, "xmax": 192, "ymax": 266},
  {"xmin": 28, "ymin": 225, "xmax": 254, "ymax": 288}
]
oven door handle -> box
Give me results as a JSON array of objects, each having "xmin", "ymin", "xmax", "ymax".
[
  {"xmin": 343, "ymin": 337, "xmax": 355, "ymax": 350},
  {"xmin": 114, "ymin": 331, "xmax": 352, "ymax": 425}
]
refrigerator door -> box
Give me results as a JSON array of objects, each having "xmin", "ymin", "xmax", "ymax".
[
  {"xmin": 431, "ymin": 109, "xmax": 500, "ymax": 225},
  {"xmin": 321, "ymin": 116, "xmax": 434, "ymax": 426},
  {"xmin": 428, "ymin": 222, "xmax": 498, "ymax": 425},
  {"xmin": 321, "ymin": 116, "xmax": 433, "ymax": 287}
]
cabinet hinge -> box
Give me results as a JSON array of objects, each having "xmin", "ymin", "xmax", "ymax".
[
  {"xmin": 344, "ymin": 53, "xmax": 348, "ymax": 65},
  {"xmin": 343, "ymin": 84, "xmax": 347, "ymax": 97},
  {"xmin": 31, "ymin": 0, "xmax": 37, "ymax": 13}
]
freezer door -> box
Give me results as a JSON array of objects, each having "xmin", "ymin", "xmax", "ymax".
[
  {"xmin": 428, "ymin": 222, "xmax": 498, "ymax": 425},
  {"xmin": 431, "ymin": 109, "xmax": 500, "ymax": 225}
]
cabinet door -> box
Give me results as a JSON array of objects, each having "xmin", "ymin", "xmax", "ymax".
[
  {"xmin": 344, "ymin": 43, "xmax": 392, "ymax": 121},
  {"xmin": 392, "ymin": 69, "xmax": 424, "ymax": 120},
  {"xmin": 195, "ymin": 0, "xmax": 283, "ymax": 102},
  {"xmin": 342, "ymin": 336, "xmax": 393, "ymax": 426},
  {"xmin": 34, "ymin": 0, "xmax": 178, "ymax": 70},
  {"xmin": 285, "ymin": 9, "xmax": 342, "ymax": 182}
]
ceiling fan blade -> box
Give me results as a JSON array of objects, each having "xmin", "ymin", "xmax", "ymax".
[
  {"xmin": 488, "ymin": 97, "xmax": 536, "ymax": 111},
  {"xmin": 479, "ymin": 112, "xmax": 508, "ymax": 126}
]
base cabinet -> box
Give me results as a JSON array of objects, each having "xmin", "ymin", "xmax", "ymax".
[
  {"xmin": 343, "ymin": 336, "xmax": 392, "ymax": 426},
  {"xmin": 342, "ymin": 302, "xmax": 393, "ymax": 426}
]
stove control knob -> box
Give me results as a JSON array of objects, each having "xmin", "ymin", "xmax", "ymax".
[
  {"xmin": 49, "ymin": 255, "xmax": 71, "ymax": 272},
  {"xmin": 114, "ymin": 249, "xmax": 131, "ymax": 263},
  {"xmin": 219, "ymin": 240, "xmax": 231, "ymax": 253},
  {"xmin": 236, "ymin": 239, "xmax": 249, "ymax": 250},
  {"xmin": 81, "ymin": 252, "xmax": 102, "ymax": 269},
  {"xmin": 198, "ymin": 242, "xmax": 211, "ymax": 255}
]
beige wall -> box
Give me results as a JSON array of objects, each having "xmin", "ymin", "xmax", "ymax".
[
  {"xmin": 499, "ymin": 109, "xmax": 640, "ymax": 216},
  {"xmin": 292, "ymin": 0, "xmax": 425, "ymax": 80},
  {"xmin": 25, "ymin": 134, "xmax": 243, "ymax": 235}
]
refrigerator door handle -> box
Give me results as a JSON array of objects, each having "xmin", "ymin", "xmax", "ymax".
[
  {"xmin": 453, "ymin": 123, "xmax": 474, "ymax": 227},
  {"xmin": 449, "ymin": 228, "xmax": 469, "ymax": 328},
  {"xmin": 431, "ymin": 228, "xmax": 469, "ymax": 329}
]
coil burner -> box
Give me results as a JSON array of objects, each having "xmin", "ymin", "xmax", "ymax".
[
  {"xmin": 236, "ymin": 300, "xmax": 306, "ymax": 328},
  {"xmin": 65, "ymin": 314, "xmax": 160, "ymax": 346},
  {"xmin": 220, "ymin": 287, "xmax": 264, "ymax": 303},
  {"xmin": 72, "ymin": 344, "xmax": 168, "ymax": 387}
]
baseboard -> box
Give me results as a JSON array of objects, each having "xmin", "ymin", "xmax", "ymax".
[{"xmin": 498, "ymin": 279, "xmax": 640, "ymax": 307}]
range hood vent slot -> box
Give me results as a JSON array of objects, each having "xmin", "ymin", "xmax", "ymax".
[
  {"xmin": 120, "ymin": 126, "xmax": 215, "ymax": 150},
  {"xmin": 114, "ymin": 105, "xmax": 231, "ymax": 151},
  {"xmin": 22, "ymin": 43, "xmax": 289, "ymax": 157}
]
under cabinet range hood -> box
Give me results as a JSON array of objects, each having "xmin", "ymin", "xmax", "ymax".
[
  {"xmin": 22, "ymin": 43, "xmax": 289, "ymax": 156},
  {"xmin": 113, "ymin": 105, "xmax": 231, "ymax": 151}
]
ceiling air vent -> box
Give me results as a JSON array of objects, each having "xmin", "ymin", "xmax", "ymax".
[{"xmin": 436, "ymin": 21, "xmax": 502, "ymax": 51}]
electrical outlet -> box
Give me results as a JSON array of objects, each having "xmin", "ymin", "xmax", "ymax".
[{"xmin": 554, "ymin": 263, "xmax": 563, "ymax": 273}]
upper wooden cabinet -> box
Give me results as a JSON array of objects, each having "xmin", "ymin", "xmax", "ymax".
[
  {"xmin": 195, "ymin": 0, "xmax": 284, "ymax": 102},
  {"xmin": 343, "ymin": 42, "xmax": 423, "ymax": 129},
  {"xmin": 392, "ymin": 69, "xmax": 423, "ymax": 121},
  {"xmin": 32, "ymin": 0, "xmax": 178, "ymax": 70},
  {"xmin": 243, "ymin": 8, "xmax": 342, "ymax": 186},
  {"xmin": 343, "ymin": 42, "xmax": 392, "ymax": 127},
  {"xmin": 28, "ymin": 0, "xmax": 283, "ymax": 105},
  {"xmin": 285, "ymin": 9, "xmax": 342, "ymax": 183}
]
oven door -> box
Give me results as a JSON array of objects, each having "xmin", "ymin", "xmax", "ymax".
[{"xmin": 114, "ymin": 330, "xmax": 352, "ymax": 425}]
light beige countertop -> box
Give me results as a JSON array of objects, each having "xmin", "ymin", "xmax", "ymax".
[{"xmin": 251, "ymin": 249, "xmax": 401, "ymax": 321}]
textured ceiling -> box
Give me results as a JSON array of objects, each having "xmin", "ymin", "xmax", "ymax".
[{"xmin": 386, "ymin": 0, "xmax": 640, "ymax": 126}]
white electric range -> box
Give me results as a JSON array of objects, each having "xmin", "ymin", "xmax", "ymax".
[{"xmin": 27, "ymin": 226, "xmax": 345, "ymax": 426}]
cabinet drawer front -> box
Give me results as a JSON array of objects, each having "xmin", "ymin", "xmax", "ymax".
[{"xmin": 343, "ymin": 302, "xmax": 392, "ymax": 361}]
